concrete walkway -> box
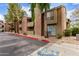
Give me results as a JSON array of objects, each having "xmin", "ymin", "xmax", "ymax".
[{"xmin": 30, "ymin": 43, "xmax": 79, "ymax": 56}]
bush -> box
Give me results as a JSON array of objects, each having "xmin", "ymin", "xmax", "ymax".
[
  {"xmin": 72, "ymin": 27, "xmax": 79, "ymax": 36},
  {"xmin": 56, "ymin": 34, "xmax": 62, "ymax": 39},
  {"xmin": 2, "ymin": 30, "xmax": 4, "ymax": 32},
  {"xmin": 23, "ymin": 33, "xmax": 27, "ymax": 35},
  {"xmin": 64, "ymin": 29, "xmax": 71, "ymax": 36}
]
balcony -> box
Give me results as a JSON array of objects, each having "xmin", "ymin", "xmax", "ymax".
[
  {"xmin": 27, "ymin": 31, "xmax": 34, "ymax": 35},
  {"xmin": 27, "ymin": 22, "xmax": 34, "ymax": 27},
  {"xmin": 46, "ymin": 17, "xmax": 57, "ymax": 24}
]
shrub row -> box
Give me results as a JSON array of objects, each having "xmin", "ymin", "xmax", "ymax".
[{"xmin": 64, "ymin": 27, "xmax": 79, "ymax": 36}]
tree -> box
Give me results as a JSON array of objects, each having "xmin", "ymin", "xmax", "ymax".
[
  {"xmin": 30, "ymin": 3, "xmax": 36, "ymax": 21},
  {"xmin": 71, "ymin": 7, "xmax": 79, "ymax": 27},
  {"xmin": 4, "ymin": 3, "xmax": 26, "ymax": 33},
  {"xmin": 4, "ymin": 8, "xmax": 15, "ymax": 32},
  {"xmin": 30, "ymin": 3, "xmax": 50, "ymax": 21},
  {"xmin": 72, "ymin": 7, "xmax": 79, "ymax": 19}
]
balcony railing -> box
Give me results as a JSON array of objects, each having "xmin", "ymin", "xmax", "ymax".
[
  {"xmin": 27, "ymin": 22, "xmax": 34, "ymax": 27},
  {"xmin": 27, "ymin": 31, "xmax": 34, "ymax": 34}
]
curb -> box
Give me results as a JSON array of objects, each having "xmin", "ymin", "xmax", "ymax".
[{"xmin": 10, "ymin": 33, "xmax": 49, "ymax": 43}]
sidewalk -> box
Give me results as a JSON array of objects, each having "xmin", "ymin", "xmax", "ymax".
[
  {"xmin": 29, "ymin": 43, "xmax": 79, "ymax": 56},
  {"xmin": 28, "ymin": 36, "xmax": 79, "ymax": 56},
  {"xmin": 27, "ymin": 35, "xmax": 79, "ymax": 45}
]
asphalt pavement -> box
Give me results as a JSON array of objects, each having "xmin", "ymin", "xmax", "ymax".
[{"xmin": 0, "ymin": 32, "xmax": 47, "ymax": 56}]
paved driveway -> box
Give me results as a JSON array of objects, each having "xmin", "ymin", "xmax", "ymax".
[{"xmin": 0, "ymin": 32, "xmax": 47, "ymax": 56}]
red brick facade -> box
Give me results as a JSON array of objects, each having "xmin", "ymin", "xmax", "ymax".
[
  {"xmin": 22, "ymin": 16, "xmax": 28, "ymax": 34},
  {"xmin": 34, "ymin": 4, "xmax": 42, "ymax": 36}
]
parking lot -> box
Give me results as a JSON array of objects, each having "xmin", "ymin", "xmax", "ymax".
[{"xmin": 0, "ymin": 32, "xmax": 47, "ymax": 56}]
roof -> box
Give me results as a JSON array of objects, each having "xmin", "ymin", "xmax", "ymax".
[
  {"xmin": 23, "ymin": 16, "xmax": 31, "ymax": 19},
  {"xmin": 42, "ymin": 5, "xmax": 66, "ymax": 14}
]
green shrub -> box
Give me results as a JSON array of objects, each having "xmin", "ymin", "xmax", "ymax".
[
  {"xmin": 23, "ymin": 32, "xmax": 27, "ymax": 35},
  {"xmin": 64, "ymin": 29, "xmax": 71, "ymax": 36},
  {"xmin": 72, "ymin": 27, "xmax": 79, "ymax": 36},
  {"xmin": 2, "ymin": 30, "xmax": 4, "ymax": 32},
  {"xmin": 56, "ymin": 34, "xmax": 62, "ymax": 39}
]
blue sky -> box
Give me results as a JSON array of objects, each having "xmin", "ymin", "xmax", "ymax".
[
  {"xmin": 0, "ymin": 3, "xmax": 79, "ymax": 21},
  {"xmin": 0, "ymin": 3, "xmax": 30, "ymax": 15}
]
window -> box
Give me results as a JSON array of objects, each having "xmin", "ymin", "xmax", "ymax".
[
  {"xmin": 47, "ymin": 11, "xmax": 54, "ymax": 20},
  {"xmin": 47, "ymin": 12, "xmax": 51, "ymax": 18}
]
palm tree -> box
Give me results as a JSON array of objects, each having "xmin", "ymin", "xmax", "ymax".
[
  {"xmin": 30, "ymin": 3, "xmax": 36, "ymax": 21},
  {"xmin": 39, "ymin": 3, "xmax": 50, "ymax": 11},
  {"xmin": 30, "ymin": 3, "xmax": 50, "ymax": 21}
]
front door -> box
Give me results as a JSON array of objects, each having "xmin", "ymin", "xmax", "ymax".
[{"xmin": 47, "ymin": 25, "xmax": 56, "ymax": 36}]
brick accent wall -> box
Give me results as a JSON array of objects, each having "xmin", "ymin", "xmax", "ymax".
[
  {"xmin": 22, "ymin": 16, "xmax": 27, "ymax": 33},
  {"xmin": 57, "ymin": 6, "xmax": 66, "ymax": 35},
  {"xmin": 34, "ymin": 4, "xmax": 42, "ymax": 36}
]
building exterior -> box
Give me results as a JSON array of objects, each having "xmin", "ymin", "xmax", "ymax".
[
  {"xmin": 34, "ymin": 5, "xmax": 67, "ymax": 37},
  {"xmin": 5, "ymin": 17, "xmax": 34, "ymax": 34},
  {"xmin": 21, "ymin": 16, "xmax": 34, "ymax": 34},
  {"xmin": 21, "ymin": 5, "xmax": 68, "ymax": 37},
  {"xmin": 0, "ymin": 20, "xmax": 4, "ymax": 32},
  {"xmin": 4, "ymin": 5, "xmax": 69, "ymax": 38}
]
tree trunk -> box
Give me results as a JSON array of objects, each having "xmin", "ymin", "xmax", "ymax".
[
  {"xmin": 14, "ymin": 21, "xmax": 19, "ymax": 33},
  {"xmin": 13, "ymin": 17, "xmax": 19, "ymax": 33},
  {"xmin": 14, "ymin": 21, "xmax": 17, "ymax": 33},
  {"xmin": 16, "ymin": 20, "xmax": 19, "ymax": 33}
]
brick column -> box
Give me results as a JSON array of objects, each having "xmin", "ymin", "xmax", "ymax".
[
  {"xmin": 34, "ymin": 4, "xmax": 42, "ymax": 36},
  {"xmin": 61, "ymin": 6, "xmax": 66, "ymax": 32},
  {"xmin": 57, "ymin": 6, "xmax": 66, "ymax": 35},
  {"xmin": 22, "ymin": 16, "xmax": 27, "ymax": 34}
]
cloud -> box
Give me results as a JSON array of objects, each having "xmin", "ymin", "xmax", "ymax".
[
  {"xmin": 72, "ymin": 3, "xmax": 79, "ymax": 5},
  {"xmin": 67, "ymin": 9, "xmax": 75, "ymax": 19},
  {"xmin": 50, "ymin": 3, "xmax": 68, "ymax": 9},
  {"xmin": 0, "ymin": 14, "xmax": 4, "ymax": 21},
  {"xmin": 22, "ymin": 6, "xmax": 31, "ymax": 17}
]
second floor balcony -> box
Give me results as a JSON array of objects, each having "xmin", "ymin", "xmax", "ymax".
[{"xmin": 27, "ymin": 22, "xmax": 34, "ymax": 27}]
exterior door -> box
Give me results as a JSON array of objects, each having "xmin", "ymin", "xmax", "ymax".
[{"xmin": 47, "ymin": 25, "xmax": 56, "ymax": 36}]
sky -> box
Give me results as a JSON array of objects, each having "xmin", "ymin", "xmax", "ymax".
[{"xmin": 0, "ymin": 3, "xmax": 79, "ymax": 21}]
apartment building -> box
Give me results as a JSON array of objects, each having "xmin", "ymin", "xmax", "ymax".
[
  {"xmin": 34, "ymin": 5, "xmax": 67, "ymax": 37},
  {"xmin": 21, "ymin": 16, "xmax": 34, "ymax": 34},
  {"xmin": 4, "ymin": 5, "xmax": 69, "ymax": 38},
  {"xmin": 21, "ymin": 5, "xmax": 69, "ymax": 37}
]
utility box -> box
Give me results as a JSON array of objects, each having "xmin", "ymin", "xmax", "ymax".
[{"xmin": 76, "ymin": 34, "xmax": 79, "ymax": 41}]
